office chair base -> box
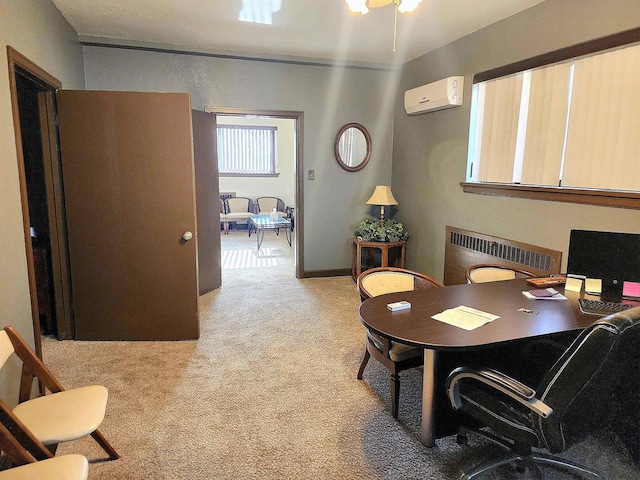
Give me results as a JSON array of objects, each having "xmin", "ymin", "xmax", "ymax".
[
  {"xmin": 459, "ymin": 427, "xmax": 599, "ymax": 479},
  {"xmin": 460, "ymin": 451, "xmax": 599, "ymax": 479}
]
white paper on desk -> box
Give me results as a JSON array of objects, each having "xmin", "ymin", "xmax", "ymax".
[
  {"xmin": 522, "ymin": 290, "xmax": 568, "ymax": 301},
  {"xmin": 432, "ymin": 305, "xmax": 500, "ymax": 331}
]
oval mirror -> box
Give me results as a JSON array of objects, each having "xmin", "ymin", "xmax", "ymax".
[{"xmin": 334, "ymin": 123, "xmax": 371, "ymax": 172}]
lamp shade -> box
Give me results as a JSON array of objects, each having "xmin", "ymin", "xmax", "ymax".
[{"xmin": 366, "ymin": 186, "xmax": 398, "ymax": 206}]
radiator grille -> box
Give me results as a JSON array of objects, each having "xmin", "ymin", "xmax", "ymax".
[
  {"xmin": 449, "ymin": 230, "xmax": 552, "ymax": 272},
  {"xmin": 220, "ymin": 192, "xmax": 236, "ymax": 201}
]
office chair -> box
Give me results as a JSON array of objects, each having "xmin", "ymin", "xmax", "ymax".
[
  {"xmin": 446, "ymin": 306, "xmax": 640, "ymax": 479},
  {"xmin": 0, "ymin": 326, "xmax": 118, "ymax": 461},
  {"xmin": 357, "ymin": 267, "xmax": 443, "ymax": 418},
  {"xmin": 465, "ymin": 264, "xmax": 535, "ymax": 283}
]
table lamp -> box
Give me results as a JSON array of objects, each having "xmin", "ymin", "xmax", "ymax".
[{"xmin": 366, "ymin": 185, "xmax": 398, "ymax": 227}]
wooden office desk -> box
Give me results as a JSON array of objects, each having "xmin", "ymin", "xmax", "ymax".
[
  {"xmin": 351, "ymin": 238, "xmax": 406, "ymax": 281},
  {"xmin": 358, "ymin": 278, "xmax": 596, "ymax": 447}
]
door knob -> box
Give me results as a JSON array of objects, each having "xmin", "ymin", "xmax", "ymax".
[{"xmin": 182, "ymin": 231, "xmax": 193, "ymax": 241}]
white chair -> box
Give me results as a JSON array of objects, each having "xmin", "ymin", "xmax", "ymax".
[
  {"xmin": 0, "ymin": 326, "xmax": 118, "ymax": 461},
  {"xmin": 0, "ymin": 455, "xmax": 88, "ymax": 480}
]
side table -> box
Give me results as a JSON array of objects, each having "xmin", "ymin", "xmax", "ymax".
[{"xmin": 351, "ymin": 238, "xmax": 407, "ymax": 281}]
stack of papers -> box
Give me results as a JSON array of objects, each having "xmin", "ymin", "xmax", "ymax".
[{"xmin": 432, "ymin": 306, "xmax": 500, "ymax": 331}]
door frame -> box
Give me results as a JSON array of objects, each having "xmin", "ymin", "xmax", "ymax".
[
  {"xmin": 205, "ymin": 107, "xmax": 304, "ymax": 279},
  {"xmin": 7, "ymin": 46, "xmax": 74, "ymax": 348}
]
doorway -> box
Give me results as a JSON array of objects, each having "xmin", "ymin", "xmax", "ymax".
[
  {"xmin": 7, "ymin": 47, "xmax": 73, "ymax": 352},
  {"xmin": 206, "ymin": 108, "xmax": 304, "ymax": 280}
]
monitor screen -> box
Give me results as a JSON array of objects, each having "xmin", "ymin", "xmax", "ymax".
[{"xmin": 567, "ymin": 230, "xmax": 640, "ymax": 298}]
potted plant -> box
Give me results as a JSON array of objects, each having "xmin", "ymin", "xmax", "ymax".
[{"xmin": 354, "ymin": 217, "xmax": 408, "ymax": 242}]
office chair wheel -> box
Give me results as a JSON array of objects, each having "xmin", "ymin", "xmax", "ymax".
[
  {"xmin": 456, "ymin": 434, "xmax": 468, "ymax": 445},
  {"xmin": 512, "ymin": 460, "xmax": 526, "ymax": 473}
]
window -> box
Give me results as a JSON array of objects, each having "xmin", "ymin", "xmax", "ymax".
[
  {"xmin": 217, "ymin": 125, "xmax": 278, "ymax": 176},
  {"xmin": 463, "ymin": 27, "xmax": 640, "ymax": 209}
]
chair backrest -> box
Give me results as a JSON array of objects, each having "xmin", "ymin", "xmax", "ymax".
[
  {"xmin": 466, "ymin": 264, "xmax": 535, "ymax": 283},
  {"xmin": 225, "ymin": 197, "xmax": 254, "ymax": 214},
  {"xmin": 256, "ymin": 197, "xmax": 285, "ymax": 213},
  {"xmin": 219, "ymin": 198, "xmax": 225, "ymax": 214},
  {"xmin": 534, "ymin": 306, "xmax": 640, "ymax": 454},
  {"xmin": 357, "ymin": 267, "xmax": 443, "ymax": 301}
]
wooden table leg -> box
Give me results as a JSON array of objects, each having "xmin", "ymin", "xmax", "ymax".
[{"xmin": 420, "ymin": 349, "xmax": 437, "ymax": 447}]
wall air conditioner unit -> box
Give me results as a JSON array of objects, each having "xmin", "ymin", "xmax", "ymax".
[{"xmin": 404, "ymin": 76, "xmax": 464, "ymax": 115}]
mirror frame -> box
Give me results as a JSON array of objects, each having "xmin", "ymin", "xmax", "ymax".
[{"xmin": 334, "ymin": 123, "xmax": 371, "ymax": 172}]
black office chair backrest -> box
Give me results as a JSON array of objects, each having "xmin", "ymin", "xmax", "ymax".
[{"xmin": 534, "ymin": 306, "xmax": 640, "ymax": 454}]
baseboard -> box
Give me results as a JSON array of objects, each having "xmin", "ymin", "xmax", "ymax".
[{"xmin": 303, "ymin": 268, "xmax": 351, "ymax": 278}]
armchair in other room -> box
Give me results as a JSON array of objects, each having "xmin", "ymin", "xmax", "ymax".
[
  {"xmin": 446, "ymin": 306, "xmax": 640, "ymax": 479},
  {"xmin": 255, "ymin": 197, "xmax": 287, "ymax": 218},
  {"xmin": 223, "ymin": 197, "xmax": 255, "ymax": 234},
  {"xmin": 357, "ymin": 267, "xmax": 443, "ymax": 418}
]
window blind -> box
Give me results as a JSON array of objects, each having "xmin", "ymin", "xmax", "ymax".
[
  {"xmin": 520, "ymin": 62, "xmax": 572, "ymax": 186},
  {"xmin": 476, "ymin": 73, "xmax": 523, "ymax": 183},
  {"xmin": 217, "ymin": 125, "xmax": 277, "ymax": 175},
  {"xmin": 562, "ymin": 43, "xmax": 640, "ymax": 191}
]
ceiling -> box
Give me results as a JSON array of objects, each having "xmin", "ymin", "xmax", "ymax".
[{"xmin": 52, "ymin": 0, "xmax": 546, "ymax": 67}]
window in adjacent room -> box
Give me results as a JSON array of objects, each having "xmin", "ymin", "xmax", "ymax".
[
  {"xmin": 463, "ymin": 28, "xmax": 640, "ymax": 209},
  {"xmin": 217, "ymin": 125, "xmax": 278, "ymax": 176}
]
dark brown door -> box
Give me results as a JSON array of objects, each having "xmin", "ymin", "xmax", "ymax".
[
  {"xmin": 56, "ymin": 91, "xmax": 199, "ymax": 340},
  {"xmin": 192, "ymin": 110, "xmax": 221, "ymax": 295}
]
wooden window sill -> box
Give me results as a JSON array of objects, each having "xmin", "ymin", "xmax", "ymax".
[{"xmin": 460, "ymin": 182, "xmax": 640, "ymax": 210}]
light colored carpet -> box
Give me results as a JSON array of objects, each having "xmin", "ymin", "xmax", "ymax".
[{"xmin": 41, "ymin": 231, "xmax": 640, "ymax": 479}]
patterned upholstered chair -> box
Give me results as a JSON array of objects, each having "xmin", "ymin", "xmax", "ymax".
[
  {"xmin": 465, "ymin": 264, "xmax": 535, "ymax": 283},
  {"xmin": 356, "ymin": 267, "xmax": 443, "ymax": 418}
]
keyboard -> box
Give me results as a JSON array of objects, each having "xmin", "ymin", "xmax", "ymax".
[{"xmin": 578, "ymin": 298, "xmax": 635, "ymax": 316}]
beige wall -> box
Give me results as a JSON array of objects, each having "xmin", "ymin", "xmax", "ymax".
[
  {"xmin": 392, "ymin": 0, "xmax": 640, "ymax": 282},
  {"xmin": 0, "ymin": 0, "xmax": 84, "ymax": 401},
  {"xmin": 217, "ymin": 116, "xmax": 296, "ymax": 207}
]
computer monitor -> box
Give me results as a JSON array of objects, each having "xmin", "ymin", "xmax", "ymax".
[{"xmin": 567, "ymin": 230, "xmax": 640, "ymax": 298}]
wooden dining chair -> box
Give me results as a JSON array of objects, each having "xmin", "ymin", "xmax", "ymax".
[
  {"xmin": 356, "ymin": 267, "xmax": 443, "ymax": 418},
  {"xmin": 0, "ymin": 326, "xmax": 118, "ymax": 462}
]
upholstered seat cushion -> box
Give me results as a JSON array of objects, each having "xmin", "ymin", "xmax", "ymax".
[
  {"xmin": 13, "ymin": 386, "xmax": 108, "ymax": 445},
  {"xmin": 225, "ymin": 212, "xmax": 253, "ymax": 220},
  {"xmin": 368, "ymin": 332, "xmax": 422, "ymax": 362},
  {"xmin": 0, "ymin": 455, "xmax": 89, "ymax": 480}
]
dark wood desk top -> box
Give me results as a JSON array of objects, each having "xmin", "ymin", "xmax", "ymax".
[{"xmin": 358, "ymin": 279, "xmax": 597, "ymax": 351}]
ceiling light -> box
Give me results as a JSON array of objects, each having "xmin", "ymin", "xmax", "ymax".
[{"xmin": 345, "ymin": 0, "xmax": 423, "ymax": 52}]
